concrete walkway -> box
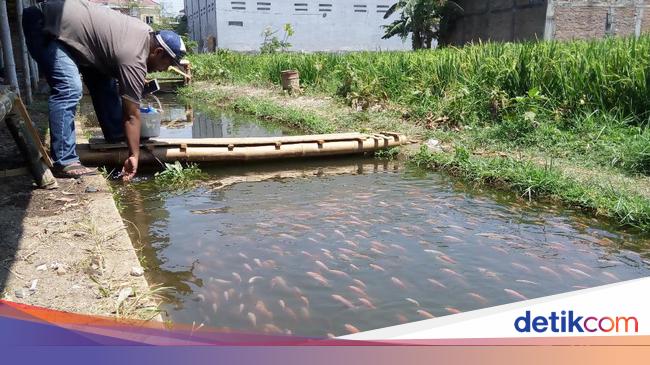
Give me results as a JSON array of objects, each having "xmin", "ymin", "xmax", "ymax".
[{"xmin": 0, "ymin": 95, "xmax": 156, "ymax": 320}]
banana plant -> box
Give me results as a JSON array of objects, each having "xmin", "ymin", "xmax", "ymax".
[{"xmin": 382, "ymin": 0, "xmax": 463, "ymax": 49}]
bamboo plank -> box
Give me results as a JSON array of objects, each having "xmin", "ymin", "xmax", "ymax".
[
  {"xmin": 79, "ymin": 134, "xmax": 407, "ymax": 166},
  {"xmin": 88, "ymin": 132, "xmax": 378, "ymax": 150}
]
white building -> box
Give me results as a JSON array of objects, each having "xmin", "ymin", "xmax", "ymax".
[{"xmin": 184, "ymin": 0, "xmax": 411, "ymax": 52}]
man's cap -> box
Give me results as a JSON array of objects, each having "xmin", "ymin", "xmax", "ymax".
[{"xmin": 155, "ymin": 30, "xmax": 187, "ymax": 67}]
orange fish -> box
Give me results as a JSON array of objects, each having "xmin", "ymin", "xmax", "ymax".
[
  {"xmin": 307, "ymin": 272, "xmax": 330, "ymax": 286},
  {"xmin": 359, "ymin": 298, "xmax": 376, "ymax": 309},
  {"xmin": 511, "ymin": 262, "xmax": 531, "ymax": 273},
  {"xmin": 405, "ymin": 298, "xmax": 420, "ymax": 307},
  {"xmin": 440, "ymin": 268, "xmax": 463, "ymax": 278},
  {"xmin": 270, "ymin": 276, "xmax": 289, "ymax": 290},
  {"xmin": 602, "ymin": 271, "xmax": 620, "ymax": 281},
  {"xmin": 467, "ymin": 292, "xmax": 488, "ymax": 304},
  {"xmin": 344, "ymin": 324, "xmax": 360, "ymax": 334},
  {"xmin": 348, "ymin": 285, "xmax": 369, "ymax": 298},
  {"xmin": 445, "ymin": 307, "xmax": 462, "ymax": 314},
  {"xmin": 442, "ymin": 235, "xmax": 463, "ymax": 243},
  {"xmin": 416, "ymin": 309, "xmax": 435, "ymax": 319},
  {"xmin": 315, "ymin": 260, "xmax": 330, "ymax": 271},
  {"xmin": 427, "ymin": 278, "xmax": 447, "ymax": 289},
  {"xmin": 263, "ymin": 324, "xmax": 283, "ymax": 334},
  {"xmin": 352, "ymin": 278, "xmax": 367, "ymax": 289},
  {"xmin": 300, "ymin": 295, "xmax": 310, "ymax": 307},
  {"xmin": 391, "ymin": 277, "xmax": 407, "ymax": 289},
  {"xmin": 329, "ymin": 269, "xmax": 350, "ymax": 278},
  {"xmin": 332, "ymin": 294, "xmax": 355, "ymax": 309},
  {"xmin": 504, "ymin": 288, "xmax": 528, "ymax": 301},
  {"xmin": 539, "ymin": 266, "xmax": 561, "ymax": 279},
  {"xmin": 437, "ymin": 254, "xmax": 457, "ymax": 265},
  {"xmin": 247, "ymin": 312, "xmax": 257, "ymax": 327},
  {"xmin": 564, "ymin": 267, "xmax": 592, "ymax": 279},
  {"xmin": 256, "ymin": 300, "xmax": 273, "ymax": 319},
  {"xmin": 284, "ymin": 307, "xmax": 298, "ymax": 320},
  {"xmin": 369, "ymin": 263, "xmax": 385, "ymax": 272}
]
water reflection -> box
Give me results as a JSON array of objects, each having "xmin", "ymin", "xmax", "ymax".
[{"xmin": 154, "ymin": 98, "xmax": 288, "ymax": 139}]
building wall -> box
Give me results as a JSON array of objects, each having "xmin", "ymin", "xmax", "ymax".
[
  {"xmin": 139, "ymin": 6, "xmax": 162, "ymax": 24},
  {"xmin": 187, "ymin": 0, "xmax": 411, "ymax": 52},
  {"xmin": 551, "ymin": 1, "xmax": 646, "ymax": 41},
  {"xmin": 445, "ymin": 0, "xmax": 549, "ymax": 45},
  {"xmin": 446, "ymin": 1, "xmax": 650, "ymax": 45},
  {"xmin": 186, "ymin": 0, "xmax": 217, "ymax": 50}
]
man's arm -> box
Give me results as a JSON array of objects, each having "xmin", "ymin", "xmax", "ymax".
[{"xmin": 121, "ymin": 98, "xmax": 141, "ymax": 181}]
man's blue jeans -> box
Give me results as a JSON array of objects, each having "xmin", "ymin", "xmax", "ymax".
[{"xmin": 22, "ymin": 7, "xmax": 125, "ymax": 167}]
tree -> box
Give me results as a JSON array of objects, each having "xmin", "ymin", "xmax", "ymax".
[
  {"xmin": 260, "ymin": 24, "xmax": 294, "ymax": 54},
  {"xmin": 382, "ymin": 0, "xmax": 462, "ymax": 50}
]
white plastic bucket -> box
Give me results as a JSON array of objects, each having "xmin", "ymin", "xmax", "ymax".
[{"xmin": 140, "ymin": 106, "xmax": 161, "ymax": 138}]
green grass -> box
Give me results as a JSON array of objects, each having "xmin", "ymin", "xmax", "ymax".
[
  {"xmin": 154, "ymin": 161, "xmax": 206, "ymax": 190},
  {"xmin": 189, "ymin": 38, "xmax": 650, "ymax": 176}
]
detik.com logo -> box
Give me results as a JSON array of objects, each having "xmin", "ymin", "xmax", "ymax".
[{"xmin": 514, "ymin": 310, "xmax": 638, "ymax": 333}]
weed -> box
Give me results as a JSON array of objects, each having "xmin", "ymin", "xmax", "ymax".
[
  {"xmin": 374, "ymin": 147, "xmax": 401, "ymax": 160},
  {"xmin": 154, "ymin": 161, "xmax": 206, "ymax": 190}
]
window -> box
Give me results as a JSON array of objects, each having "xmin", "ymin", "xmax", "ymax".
[
  {"xmin": 376, "ymin": 4, "xmax": 389, "ymax": 13},
  {"xmin": 145, "ymin": 15, "xmax": 154, "ymax": 24},
  {"xmin": 295, "ymin": 2, "xmax": 308, "ymax": 11},
  {"xmin": 319, "ymin": 3, "xmax": 332, "ymax": 12},
  {"xmin": 231, "ymin": 1, "xmax": 246, "ymax": 10},
  {"xmin": 354, "ymin": 4, "xmax": 367, "ymax": 13},
  {"xmin": 228, "ymin": 21, "xmax": 244, "ymax": 26},
  {"xmin": 257, "ymin": 1, "xmax": 271, "ymax": 11}
]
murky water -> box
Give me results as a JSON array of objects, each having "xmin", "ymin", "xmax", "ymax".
[{"xmin": 112, "ymin": 100, "xmax": 650, "ymax": 337}]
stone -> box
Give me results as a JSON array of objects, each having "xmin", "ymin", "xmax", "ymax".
[
  {"xmin": 56, "ymin": 266, "xmax": 67, "ymax": 276},
  {"xmin": 36, "ymin": 264, "xmax": 48, "ymax": 272},
  {"xmin": 29, "ymin": 279, "xmax": 38, "ymax": 292},
  {"xmin": 117, "ymin": 287, "xmax": 133, "ymax": 305},
  {"xmin": 425, "ymin": 139, "xmax": 443, "ymax": 153},
  {"xmin": 84, "ymin": 186, "xmax": 99, "ymax": 193},
  {"xmin": 14, "ymin": 289, "xmax": 26, "ymax": 299},
  {"xmin": 130, "ymin": 267, "xmax": 144, "ymax": 277}
]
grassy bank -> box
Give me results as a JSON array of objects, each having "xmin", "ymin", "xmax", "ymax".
[
  {"xmin": 412, "ymin": 146, "xmax": 650, "ymax": 231},
  {"xmin": 184, "ymin": 36, "xmax": 650, "ymax": 231}
]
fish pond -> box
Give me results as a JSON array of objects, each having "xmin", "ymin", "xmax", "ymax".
[{"xmin": 112, "ymin": 98, "xmax": 650, "ymax": 337}]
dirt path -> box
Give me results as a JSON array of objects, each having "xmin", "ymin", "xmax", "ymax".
[{"xmin": 0, "ymin": 97, "xmax": 157, "ymax": 320}]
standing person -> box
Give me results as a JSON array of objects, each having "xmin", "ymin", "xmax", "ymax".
[{"xmin": 22, "ymin": 0, "xmax": 186, "ymax": 180}]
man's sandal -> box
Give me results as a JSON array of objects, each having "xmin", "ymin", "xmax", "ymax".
[{"xmin": 53, "ymin": 162, "xmax": 98, "ymax": 179}]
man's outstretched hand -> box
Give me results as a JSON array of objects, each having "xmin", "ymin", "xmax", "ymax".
[{"xmin": 121, "ymin": 155, "xmax": 138, "ymax": 181}]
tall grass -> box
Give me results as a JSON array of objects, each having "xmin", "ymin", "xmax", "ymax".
[
  {"xmin": 189, "ymin": 37, "xmax": 650, "ymax": 174},
  {"xmin": 190, "ymin": 37, "xmax": 650, "ymax": 125}
]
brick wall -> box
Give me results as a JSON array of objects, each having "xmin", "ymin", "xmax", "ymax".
[
  {"xmin": 447, "ymin": 1, "xmax": 650, "ymax": 46},
  {"xmin": 553, "ymin": 4, "xmax": 609, "ymax": 40},
  {"xmin": 552, "ymin": 1, "xmax": 640, "ymax": 41}
]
